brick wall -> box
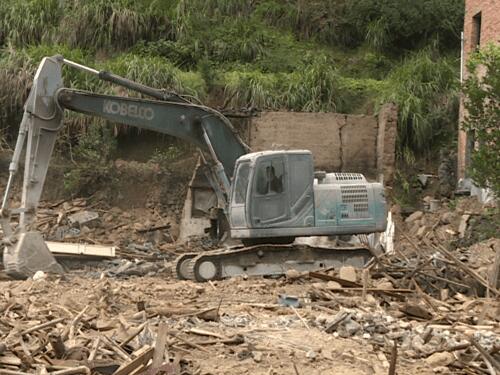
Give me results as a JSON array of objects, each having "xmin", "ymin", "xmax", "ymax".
[
  {"xmin": 458, "ymin": 0, "xmax": 500, "ymax": 179},
  {"xmin": 246, "ymin": 108, "xmax": 397, "ymax": 182}
]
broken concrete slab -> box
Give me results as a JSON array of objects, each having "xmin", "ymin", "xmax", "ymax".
[
  {"xmin": 68, "ymin": 210, "xmax": 99, "ymax": 228},
  {"xmin": 424, "ymin": 352, "xmax": 454, "ymax": 367}
]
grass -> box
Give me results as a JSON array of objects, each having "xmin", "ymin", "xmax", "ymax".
[
  {"xmin": 0, "ymin": 0, "xmax": 464, "ymax": 164},
  {"xmin": 0, "ymin": 0, "xmax": 61, "ymax": 45}
]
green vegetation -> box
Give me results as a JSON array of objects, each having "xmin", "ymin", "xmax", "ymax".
[
  {"xmin": 381, "ymin": 48, "xmax": 460, "ymax": 160},
  {"xmin": 63, "ymin": 125, "xmax": 117, "ymax": 194},
  {"xmin": 462, "ymin": 45, "xmax": 500, "ymax": 197},
  {"xmin": 0, "ymin": 0, "xmax": 465, "ymax": 167}
]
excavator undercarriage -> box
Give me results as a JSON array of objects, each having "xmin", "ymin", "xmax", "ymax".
[{"xmin": 175, "ymin": 242, "xmax": 373, "ymax": 282}]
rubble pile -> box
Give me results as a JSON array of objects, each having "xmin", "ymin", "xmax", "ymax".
[
  {"xmin": 0, "ymin": 196, "xmax": 497, "ymax": 374},
  {"xmin": 34, "ymin": 198, "xmax": 179, "ymax": 261},
  {"xmin": 0, "ymin": 277, "xmax": 204, "ymax": 375},
  {"xmin": 306, "ymin": 264, "xmax": 499, "ymax": 374},
  {"xmin": 0, "ymin": 258, "xmax": 498, "ymax": 374}
]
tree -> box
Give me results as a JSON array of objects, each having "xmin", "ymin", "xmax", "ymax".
[{"xmin": 462, "ymin": 45, "xmax": 500, "ymax": 197}]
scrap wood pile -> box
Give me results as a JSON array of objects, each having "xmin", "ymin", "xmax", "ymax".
[
  {"xmin": 0, "ymin": 259, "xmax": 498, "ymax": 374},
  {"xmin": 371, "ymin": 233, "xmax": 499, "ymax": 301},
  {"xmin": 0, "ymin": 278, "xmax": 228, "ymax": 375},
  {"xmin": 302, "ymin": 273, "xmax": 499, "ymax": 374},
  {"xmin": 287, "ymin": 232, "xmax": 500, "ymax": 374}
]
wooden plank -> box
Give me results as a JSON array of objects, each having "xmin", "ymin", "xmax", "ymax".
[
  {"xmin": 433, "ymin": 242, "xmax": 499, "ymax": 296},
  {"xmin": 20, "ymin": 317, "xmax": 65, "ymax": 335},
  {"xmin": 46, "ymin": 242, "xmax": 115, "ymax": 258},
  {"xmin": 489, "ymin": 243, "xmax": 500, "ymax": 291},
  {"xmin": 113, "ymin": 346, "xmax": 154, "ymax": 375},
  {"xmin": 151, "ymin": 322, "xmax": 169, "ymax": 369},
  {"xmin": 119, "ymin": 322, "xmax": 147, "ymax": 348},
  {"xmin": 309, "ymin": 271, "xmax": 361, "ymax": 288}
]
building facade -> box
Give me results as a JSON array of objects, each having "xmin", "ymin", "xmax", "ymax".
[{"xmin": 457, "ymin": 0, "xmax": 500, "ymax": 180}]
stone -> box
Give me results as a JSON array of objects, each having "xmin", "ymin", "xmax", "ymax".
[
  {"xmin": 440, "ymin": 212, "xmax": 455, "ymax": 224},
  {"xmin": 423, "ymin": 195, "xmax": 433, "ymax": 203},
  {"xmin": 377, "ymin": 352, "xmax": 389, "ymax": 368},
  {"xmin": 365, "ymin": 294, "xmax": 377, "ymax": 305},
  {"xmin": 375, "ymin": 279, "xmax": 393, "ymax": 290},
  {"xmin": 285, "ymin": 269, "xmax": 301, "ymax": 280},
  {"xmin": 339, "ymin": 266, "xmax": 357, "ymax": 282},
  {"xmin": 326, "ymin": 281, "xmax": 342, "ymax": 289},
  {"xmin": 252, "ymin": 351, "xmax": 263, "ymax": 363},
  {"xmin": 458, "ymin": 214, "xmax": 470, "ymax": 239},
  {"xmin": 416, "ymin": 225, "xmax": 427, "ymax": 238},
  {"xmin": 68, "ymin": 210, "xmax": 99, "ymax": 228},
  {"xmin": 80, "ymin": 225, "xmax": 91, "ymax": 235},
  {"xmin": 425, "ymin": 352, "xmax": 454, "ymax": 367},
  {"xmin": 306, "ymin": 350, "xmax": 317, "ymax": 360},
  {"xmin": 411, "ymin": 335, "xmax": 426, "ymax": 353},
  {"xmin": 391, "ymin": 204, "xmax": 402, "ymax": 215},
  {"xmin": 32, "ymin": 270, "xmax": 47, "ymax": 281},
  {"xmin": 432, "ymin": 366, "xmax": 451, "ymax": 374},
  {"xmin": 344, "ymin": 319, "xmax": 362, "ymax": 336},
  {"xmin": 410, "ymin": 222, "xmax": 420, "ymax": 235},
  {"xmin": 405, "ymin": 211, "xmax": 424, "ymax": 223}
]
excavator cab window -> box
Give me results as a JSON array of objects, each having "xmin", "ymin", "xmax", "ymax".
[
  {"xmin": 255, "ymin": 160, "xmax": 284, "ymax": 195},
  {"xmin": 233, "ymin": 162, "xmax": 250, "ymax": 204}
]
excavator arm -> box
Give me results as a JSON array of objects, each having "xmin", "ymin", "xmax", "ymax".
[{"xmin": 0, "ymin": 55, "xmax": 249, "ymax": 278}]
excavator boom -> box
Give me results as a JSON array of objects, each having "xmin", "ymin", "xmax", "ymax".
[{"xmin": 0, "ymin": 55, "xmax": 249, "ymax": 279}]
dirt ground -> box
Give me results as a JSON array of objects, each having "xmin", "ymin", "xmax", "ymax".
[
  {"xmin": 1, "ymin": 273, "xmax": 458, "ymax": 375},
  {"xmin": 0, "ymin": 155, "xmax": 498, "ymax": 374}
]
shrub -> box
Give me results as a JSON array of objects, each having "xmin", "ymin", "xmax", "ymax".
[
  {"xmin": 381, "ymin": 49, "xmax": 459, "ymax": 159},
  {"xmin": 0, "ymin": 0, "xmax": 61, "ymax": 45},
  {"xmin": 462, "ymin": 45, "xmax": 500, "ymax": 197}
]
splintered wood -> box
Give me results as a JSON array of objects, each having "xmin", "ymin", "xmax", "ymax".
[
  {"xmin": 1, "ymin": 198, "xmax": 499, "ymax": 374},
  {"xmin": 0, "ymin": 278, "xmax": 201, "ymax": 375}
]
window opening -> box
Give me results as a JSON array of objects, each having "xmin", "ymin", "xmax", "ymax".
[{"xmin": 233, "ymin": 163, "xmax": 250, "ymax": 204}]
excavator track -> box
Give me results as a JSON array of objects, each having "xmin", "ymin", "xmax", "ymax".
[
  {"xmin": 175, "ymin": 243, "xmax": 372, "ymax": 282},
  {"xmin": 174, "ymin": 253, "xmax": 198, "ymax": 280}
]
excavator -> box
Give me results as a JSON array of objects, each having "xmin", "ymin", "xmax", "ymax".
[{"xmin": 0, "ymin": 55, "xmax": 387, "ymax": 281}]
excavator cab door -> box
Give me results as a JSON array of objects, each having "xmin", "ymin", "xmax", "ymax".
[{"xmin": 249, "ymin": 155, "xmax": 289, "ymax": 227}]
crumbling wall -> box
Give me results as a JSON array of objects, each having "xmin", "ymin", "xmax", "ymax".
[
  {"xmin": 376, "ymin": 103, "xmax": 398, "ymax": 184},
  {"xmin": 245, "ymin": 108, "xmax": 397, "ymax": 181}
]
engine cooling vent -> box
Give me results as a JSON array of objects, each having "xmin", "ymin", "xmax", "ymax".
[
  {"xmin": 331, "ymin": 173, "xmax": 366, "ymax": 183},
  {"xmin": 340, "ymin": 185, "xmax": 370, "ymax": 219},
  {"xmin": 341, "ymin": 185, "xmax": 369, "ymax": 203}
]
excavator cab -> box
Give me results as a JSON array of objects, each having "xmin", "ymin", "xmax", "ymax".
[
  {"xmin": 229, "ymin": 150, "xmax": 315, "ymax": 241},
  {"xmin": 229, "ymin": 150, "xmax": 387, "ymax": 243}
]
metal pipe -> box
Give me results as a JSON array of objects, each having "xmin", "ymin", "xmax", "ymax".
[
  {"xmin": 1, "ymin": 113, "xmax": 29, "ymax": 210},
  {"xmin": 460, "ymin": 31, "xmax": 464, "ymax": 83},
  {"xmin": 62, "ymin": 58, "xmax": 99, "ymax": 75},
  {"xmin": 62, "ymin": 58, "xmax": 186, "ymax": 103},
  {"xmin": 200, "ymin": 123, "xmax": 231, "ymax": 196}
]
